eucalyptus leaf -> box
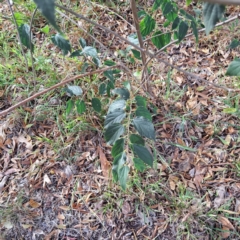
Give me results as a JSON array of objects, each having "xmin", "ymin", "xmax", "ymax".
[{"xmin": 105, "ymin": 123, "xmax": 125, "ymax": 145}]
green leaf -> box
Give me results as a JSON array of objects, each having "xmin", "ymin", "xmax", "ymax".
[
  {"xmin": 70, "ymin": 50, "xmax": 82, "ymax": 57},
  {"xmin": 104, "ymin": 70, "xmax": 114, "ymax": 82},
  {"xmin": 112, "ymin": 88, "xmax": 130, "ymax": 100},
  {"xmin": 66, "ymin": 85, "xmax": 83, "ymax": 96},
  {"xmin": 41, "ymin": 25, "xmax": 50, "ymax": 34},
  {"xmin": 152, "ymin": 31, "xmax": 165, "ymax": 49},
  {"xmin": 113, "ymin": 152, "xmax": 126, "ymax": 170},
  {"xmin": 163, "ymin": 2, "xmax": 173, "ymax": 16},
  {"xmin": 112, "ymin": 169, "xmax": 118, "ymax": 182},
  {"xmin": 108, "ymin": 99, "xmax": 126, "ymax": 113},
  {"xmin": 223, "ymin": 108, "xmax": 237, "ymax": 114},
  {"xmin": 81, "ymin": 46, "xmax": 98, "ymax": 57},
  {"xmin": 133, "ymin": 144, "xmax": 153, "ymax": 167},
  {"xmin": 164, "ymin": 32, "xmax": 171, "ymax": 45},
  {"xmin": 18, "ymin": 24, "xmax": 34, "ymax": 51},
  {"xmin": 152, "ymin": 0, "xmax": 164, "ymax": 11},
  {"xmin": 132, "ymin": 49, "xmax": 141, "ymax": 60},
  {"xmin": 66, "ymin": 99, "xmax": 74, "ymax": 115},
  {"xmin": 135, "ymin": 95, "xmax": 146, "ymax": 107},
  {"xmin": 130, "ymin": 134, "xmax": 145, "ymax": 146},
  {"xmin": 140, "ymin": 15, "xmax": 156, "ymax": 37},
  {"xmin": 191, "ymin": 21, "xmax": 198, "ymax": 42},
  {"xmin": 104, "ymin": 109, "xmax": 126, "ymax": 129},
  {"xmin": 118, "ymin": 165, "xmax": 129, "ymax": 190},
  {"xmin": 93, "ymin": 57, "xmax": 101, "ymax": 67},
  {"xmin": 79, "ymin": 38, "xmax": 86, "ymax": 48},
  {"xmin": 203, "ymin": 3, "xmax": 225, "ymax": 35},
  {"xmin": 123, "ymin": 81, "xmax": 131, "ymax": 91},
  {"xmin": 228, "ymin": 39, "xmax": 240, "ymax": 49},
  {"xmin": 105, "ymin": 123, "xmax": 125, "ymax": 145},
  {"xmin": 99, "ymin": 83, "xmax": 106, "ymax": 95},
  {"xmin": 51, "ymin": 33, "xmax": 71, "ymax": 55},
  {"xmin": 133, "ymin": 158, "xmax": 146, "ymax": 172},
  {"xmin": 104, "ymin": 60, "xmax": 116, "ymax": 66},
  {"xmin": 186, "ymin": 0, "xmax": 192, "ymax": 6},
  {"xmin": 172, "ymin": 17, "xmax": 180, "ymax": 30},
  {"xmin": 178, "ymin": 21, "xmax": 188, "ymax": 42},
  {"xmin": 92, "ymin": 98, "xmax": 101, "ymax": 112},
  {"xmin": 133, "ymin": 117, "xmax": 155, "ymax": 140},
  {"xmin": 76, "ymin": 100, "xmax": 86, "ymax": 114},
  {"xmin": 138, "ymin": 10, "xmax": 147, "ymax": 18},
  {"xmin": 14, "ymin": 12, "xmax": 26, "ymax": 26},
  {"xmin": 33, "ymin": 0, "xmax": 60, "ymax": 32},
  {"xmin": 226, "ymin": 58, "xmax": 240, "ymax": 76},
  {"xmin": 136, "ymin": 107, "xmax": 152, "ymax": 121},
  {"xmin": 111, "ymin": 138, "xmax": 124, "ymax": 157}
]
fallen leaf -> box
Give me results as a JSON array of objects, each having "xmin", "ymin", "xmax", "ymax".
[
  {"xmin": 28, "ymin": 199, "xmax": 41, "ymax": 208},
  {"xmin": 97, "ymin": 146, "xmax": 111, "ymax": 178}
]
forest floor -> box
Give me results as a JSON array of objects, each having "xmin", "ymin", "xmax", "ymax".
[{"xmin": 0, "ymin": 0, "xmax": 240, "ymax": 239}]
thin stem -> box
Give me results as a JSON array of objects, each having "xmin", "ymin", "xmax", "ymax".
[
  {"xmin": 6, "ymin": 0, "xmax": 28, "ymax": 71},
  {"xmin": 29, "ymin": 7, "xmax": 38, "ymax": 88},
  {"xmin": 0, "ymin": 66, "xmax": 118, "ymax": 117}
]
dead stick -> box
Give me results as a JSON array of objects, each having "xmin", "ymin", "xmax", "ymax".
[{"xmin": 0, "ymin": 66, "xmax": 117, "ymax": 117}]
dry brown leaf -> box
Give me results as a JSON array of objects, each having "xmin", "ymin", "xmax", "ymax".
[
  {"xmin": 97, "ymin": 146, "xmax": 111, "ymax": 178},
  {"xmin": 59, "ymin": 206, "xmax": 70, "ymax": 211},
  {"xmin": 122, "ymin": 201, "xmax": 131, "ymax": 215},
  {"xmin": 28, "ymin": 199, "xmax": 41, "ymax": 208}
]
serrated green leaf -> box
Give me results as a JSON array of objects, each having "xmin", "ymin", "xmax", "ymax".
[
  {"xmin": 104, "ymin": 109, "xmax": 126, "ymax": 129},
  {"xmin": 223, "ymin": 108, "xmax": 237, "ymax": 114},
  {"xmin": 226, "ymin": 58, "xmax": 240, "ymax": 76},
  {"xmin": 66, "ymin": 85, "xmax": 83, "ymax": 96},
  {"xmin": 203, "ymin": 3, "xmax": 225, "ymax": 35},
  {"xmin": 152, "ymin": 0, "xmax": 164, "ymax": 11},
  {"xmin": 136, "ymin": 106, "xmax": 152, "ymax": 121},
  {"xmin": 111, "ymin": 138, "xmax": 124, "ymax": 157},
  {"xmin": 18, "ymin": 24, "xmax": 34, "ymax": 51},
  {"xmin": 133, "ymin": 117, "xmax": 155, "ymax": 140},
  {"xmin": 118, "ymin": 165, "xmax": 129, "ymax": 190},
  {"xmin": 191, "ymin": 21, "xmax": 198, "ymax": 42},
  {"xmin": 130, "ymin": 134, "xmax": 145, "ymax": 146},
  {"xmin": 76, "ymin": 100, "xmax": 86, "ymax": 114},
  {"xmin": 133, "ymin": 158, "xmax": 146, "ymax": 172},
  {"xmin": 105, "ymin": 123, "xmax": 125, "ymax": 145},
  {"xmin": 140, "ymin": 15, "xmax": 156, "ymax": 37},
  {"xmin": 82, "ymin": 46, "xmax": 98, "ymax": 57},
  {"xmin": 79, "ymin": 38, "xmax": 86, "ymax": 48},
  {"xmin": 228, "ymin": 39, "xmax": 240, "ymax": 49},
  {"xmin": 104, "ymin": 70, "xmax": 114, "ymax": 82},
  {"xmin": 112, "ymin": 88, "xmax": 130, "ymax": 100},
  {"xmin": 112, "ymin": 169, "xmax": 118, "ymax": 182},
  {"xmin": 163, "ymin": 2, "xmax": 173, "ymax": 16},
  {"xmin": 138, "ymin": 10, "xmax": 147, "ymax": 18},
  {"xmin": 135, "ymin": 95, "xmax": 146, "ymax": 107},
  {"xmin": 108, "ymin": 99, "xmax": 126, "ymax": 114},
  {"xmin": 178, "ymin": 21, "xmax": 188, "ymax": 42},
  {"xmin": 104, "ymin": 60, "xmax": 116, "ymax": 66},
  {"xmin": 66, "ymin": 99, "xmax": 74, "ymax": 115},
  {"xmin": 172, "ymin": 17, "xmax": 180, "ymax": 30},
  {"xmin": 33, "ymin": 0, "xmax": 60, "ymax": 32},
  {"xmin": 99, "ymin": 83, "xmax": 106, "ymax": 95},
  {"xmin": 132, "ymin": 49, "xmax": 141, "ymax": 60},
  {"xmin": 92, "ymin": 98, "xmax": 101, "ymax": 113},
  {"xmin": 152, "ymin": 30, "xmax": 165, "ymax": 49},
  {"xmin": 164, "ymin": 32, "xmax": 171, "ymax": 45},
  {"xmin": 113, "ymin": 152, "xmax": 126, "ymax": 169},
  {"xmin": 133, "ymin": 144, "xmax": 153, "ymax": 167},
  {"xmin": 51, "ymin": 33, "xmax": 71, "ymax": 55},
  {"xmin": 70, "ymin": 50, "xmax": 82, "ymax": 57},
  {"xmin": 93, "ymin": 57, "xmax": 101, "ymax": 67}
]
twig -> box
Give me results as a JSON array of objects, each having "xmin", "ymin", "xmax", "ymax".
[
  {"xmin": 0, "ymin": 66, "xmax": 117, "ymax": 117},
  {"xmin": 6, "ymin": 0, "xmax": 28, "ymax": 71},
  {"xmin": 29, "ymin": 7, "xmax": 38, "ymax": 88}
]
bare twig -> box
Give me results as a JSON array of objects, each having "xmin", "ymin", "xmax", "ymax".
[
  {"xmin": 0, "ymin": 66, "xmax": 118, "ymax": 117},
  {"xmin": 6, "ymin": 0, "xmax": 28, "ymax": 71}
]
